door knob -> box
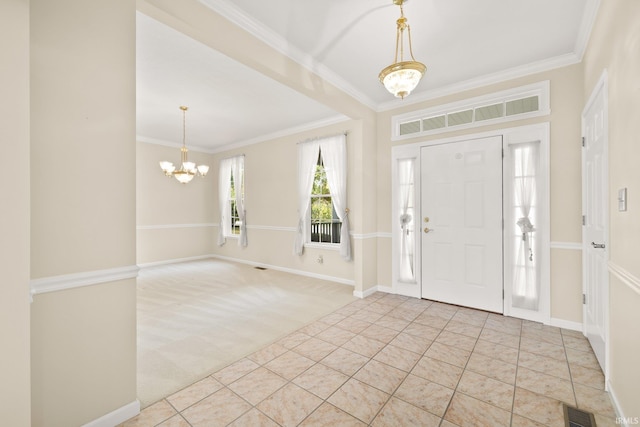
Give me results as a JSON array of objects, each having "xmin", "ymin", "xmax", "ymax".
[
  {"xmin": 591, "ymin": 242, "xmax": 606, "ymax": 249},
  {"xmin": 424, "ymin": 227, "xmax": 431, "ymax": 233}
]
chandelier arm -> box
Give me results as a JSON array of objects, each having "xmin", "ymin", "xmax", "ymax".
[
  {"xmin": 394, "ymin": 23, "xmax": 401, "ymax": 63},
  {"xmin": 407, "ymin": 25, "xmax": 417, "ymax": 61},
  {"xmin": 398, "ymin": 5, "xmax": 405, "ymax": 61},
  {"xmin": 182, "ymin": 107, "xmax": 187, "ymax": 148}
]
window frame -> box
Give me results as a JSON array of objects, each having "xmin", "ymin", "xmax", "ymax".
[
  {"xmin": 221, "ymin": 157, "xmax": 244, "ymax": 239},
  {"xmin": 306, "ymin": 149, "xmax": 342, "ymax": 248}
]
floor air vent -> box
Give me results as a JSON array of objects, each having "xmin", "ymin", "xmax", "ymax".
[
  {"xmin": 254, "ymin": 266, "xmax": 267, "ymax": 270},
  {"xmin": 563, "ymin": 404, "xmax": 597, "ymax": 427}
]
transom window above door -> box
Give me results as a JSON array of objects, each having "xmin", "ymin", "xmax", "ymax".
[{"xmin": 392, "ymin": 81, "xmax": 550, "ymax": 141}]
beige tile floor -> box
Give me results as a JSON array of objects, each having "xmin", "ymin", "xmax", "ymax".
[{"xmin": 123, "ymin": 292, "xmax": 618, "ymax": 427}]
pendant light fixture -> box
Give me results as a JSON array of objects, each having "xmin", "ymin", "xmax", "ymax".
[
  {"xmin": 159, "ymin": 106, "xmax": 209, "ymax": 184},
  {"xmin": 379, "ymin": 0, "xmax": 426, "ymax": 99}
]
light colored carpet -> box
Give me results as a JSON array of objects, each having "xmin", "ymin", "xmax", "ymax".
[{"xmin": 137, "ymin": 258, "xmax": 357, "ymax": 407}]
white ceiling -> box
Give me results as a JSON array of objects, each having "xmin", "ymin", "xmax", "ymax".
[{"xmin": 136, "ymin": 0, "xmax": 598, "ymax": 152}]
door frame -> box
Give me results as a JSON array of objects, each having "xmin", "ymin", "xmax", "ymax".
[
  {"xmin": 391, "ymin": 123, "xmax": 550, "ymax": 322},
  {"xmin": 581, "ymin": 69, "xmax": 609, "ymax": 381}
]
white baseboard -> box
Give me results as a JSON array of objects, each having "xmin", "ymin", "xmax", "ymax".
[
  {"xmin": 377, "ymin": 285, "xmax": 394, "ymax": 294},
  {"xmin": 607, "ymin": 379, "xmax": 631, "ymax": 426},
  {"xmin": 353, "ymin": 286, "xmax": 379, "ymax": 299},
  {"xmin": 137, "ymin": 255, "xmax": 214, "ymax": 269},
  {"xmin": 210, "ymin": 254, "xmax": 355, "ymax": 286},
  {"xmin": 549, "ymin": 317, "xmax": 583, "ymax": 332},
  {"xmin": 82, "ymin": 400, "xmax": 140, "ymax": 427}
]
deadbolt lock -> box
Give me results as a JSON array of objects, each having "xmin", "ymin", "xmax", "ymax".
[{"xmin": 424, "ymin": 217, "xmax": 430, "ymax": 223}]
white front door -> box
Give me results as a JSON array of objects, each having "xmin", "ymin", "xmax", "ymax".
[
  {"xmin": 420, "ymin": 136, "xmax": 504, "ymax": 313},
  {"xmin": 582, "ymin": 72, "xmax": 609, "ymax": 373}
]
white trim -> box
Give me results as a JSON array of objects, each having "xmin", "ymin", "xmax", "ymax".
[
  {"xmin": 137, "ymin": 223, "xmax": 215, "ymax": 230},
  {"xmin": 379, "ymin": 56, "xmax": 573, "ymax": 112},
  {"xmin": 550, "ymin": 241, "xmax": 583, "ymax": 250},
  {"xmin": 82, "ymin": 400, "xmax": 140, "ymax": 427},
  {"xmin": 195, "ymin": 1, "xmax": 378, "ymax": 110},
  {"xmin": 391, "ymin": 81, "xmax": 550, "ymax": 141},
  {"xmin": 609, "ymin": 262, "xmax": 640, "ymax": 296},
  {"xmin": 377, "ymin": 285, "xmax": 394, "ymax": 294},
  {"xmin": 210, "ymin": 254, "xmax": 355, "ymax": 286},
  {"xmin": 607, "ymin": 380, "xmax": 629, "ymax": 426},
  {"xmin": 137, "ymin": 255, "xmax": 215, "ymax": 269},
  {"xmin": 549, "ymin": 317, "xmax": 583, "ymax": 332},
  {"xmin": 390, "ymin": 123, "xmax": 551, "ymax": 320},
  {"xmin": 353, "ymin": 286, "xmax": 379, "ymax": 299},
  {"xmin": 30, "ymin": 265, "xmax": 139, "ymax": 298},
  {"xmin": 136, "ymin": 136, "xmax": 214, "ymax": 154},
  {"xmin": 140, "ymin": 223, "xmax": 393, "ymax": 239},
  {"xmin": 247, "ymin": 225, "xmax": 296, "ymax": 233},
  {"xmin": 574, "ymin": 0, "xmax": 601, "ymax": 60},
  {"xmin": 210, "ymin": 115, "xmax": 351, "ymax": 154},
  {"xmin": 351, "ymin": 232, "xmax": 386, "ymax": 240},
  {"xmin": 197, "ymin": 0, "xmax": 598, "ymax": 114},
  {"xmin": 582, "ymin": 68, "xmax": 610, "ymax": 384},
  {"xmin": 304, "ymin": 242, "xmax": 341, "ymax": 252},
  {"xmin": 503, "ymin": 123, "xmax": 552, "ymax": 325},
  {"xmin": 139, "ymin": 116, "xmax": 350, "ymax": 154}
]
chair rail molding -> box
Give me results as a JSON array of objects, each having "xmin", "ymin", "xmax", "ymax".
[{"xmin": 30, "ymin": 265, "xmax": 139, "ymax": 300}]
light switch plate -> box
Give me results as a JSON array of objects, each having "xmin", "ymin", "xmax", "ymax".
[{"xmin": 618, "ymin": 188, "xmax": 627, "ymax": 212}]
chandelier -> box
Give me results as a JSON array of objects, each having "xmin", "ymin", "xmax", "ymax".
[
  {"xmin": 379, "ymin": 0, "xmax": 426, "ymax": 99},
  {"xmin": 159, "ymin": 106, "xmax": 209, "ymax": 184}
]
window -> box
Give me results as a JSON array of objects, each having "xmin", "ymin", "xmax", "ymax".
[
  {"xmin": 229, "ymin": 166, "xmax": 243, "ymax": 235},
  {"xmin": 509, "ymin": 142, "xmax": 540, "ymax": 311},
  {"xmin": 217, "ymin": 156, "xmax": 246, "ymax": 246},
  {"xmin": 397, "ymin": 158, "xmax": 416, "ymax": 282},
  {"xmin": 294, "ymin": 134, "xmax": 351, "ymax": 260},
  {"xmin": 309, "ymin": 149, "xmax": 341, "ymax": 244},
  {"xmin": 392, "ymin": 81, "xmax": 550, "ymax": 140}
]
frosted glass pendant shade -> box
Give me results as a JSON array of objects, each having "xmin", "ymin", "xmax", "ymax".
[
  {"xmin": 379, "ymin": 61, "xmax": 426, "ymax": 99},
  {"xmin": 174, "ymin": 171, "xmax": 195, "ymax": 184}
]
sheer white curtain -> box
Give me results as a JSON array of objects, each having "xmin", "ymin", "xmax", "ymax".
[
  {"xmin": 217, "ymin": 158, "xmax": 233, "ymax": 246},
  {"xmin": 232, "ymin": 156, "xmax": 247, "ymax": 247},
  {"xmin": 398, "ymin": 158, "xmax": 415, "ymax": 281},
  {"xmin": 320, "ymin": 134, "xmax": 351, "ymax": 261},
  {"xmin": 294, "ymin": 140, "xmax": 320, "ymax": 255},
  {"xmin": 512, "ymin": 142, "xmax": 539, "ymax": 310}
]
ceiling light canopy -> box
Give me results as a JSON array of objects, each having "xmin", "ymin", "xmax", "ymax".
[
  {"xmin": 379, "ymin": 0, "xmax": 426, "ymax": 99},
  {"xmin": 159, "ymin": 106, "xmax": 209, "ymax": 184}
]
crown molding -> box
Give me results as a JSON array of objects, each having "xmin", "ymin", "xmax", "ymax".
[
  {"xmin": 136, "ymin": 136, "xmax": 216, "ymax": 154},
  {"xmin": 197, "ymin": 0, "xmax": 378, "ymax": 110},
  {"xmin": 378, "ymin": 52, "xmax": 581, "ymax": 112},
  {"xmin": 574, "ymin": 0, "xmax": 601, "ymax": 61},
  {"xmin": 209, "ymin": 114, "xmax": 350, "ymax": 154}
]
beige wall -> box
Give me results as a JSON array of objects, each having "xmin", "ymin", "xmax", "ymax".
[
  {"xmin": 376, "ymin": 64, "xmax": 585, "ymax": 323},
  {"xmin": 210, "ymin": 120, "xmax": 360, "ymax": 285},
  {"xmin": 30, "ymin": 0, "xmax": 137, "ymax": 425},
  {"xmin": 0, "ymin": 0, "xmax": 31, "ymax": 425},
  {"xmin": 136, "ymin": 141, "xmax": 215, "ymax": 264},
  {"xmin": 582, "ymin": 0, "xmax": 640, "ymax": 418}
]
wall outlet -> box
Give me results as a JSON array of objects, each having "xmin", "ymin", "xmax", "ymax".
[{"xmin": 317, "ymin": 255, "xmax": 323, "ymax": 264}]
